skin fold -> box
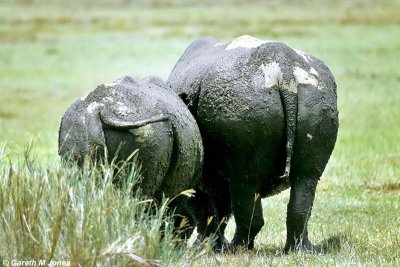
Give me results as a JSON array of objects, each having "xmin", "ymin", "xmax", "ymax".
[{"xmin": 167, "ymin": 35, "xmax": 339, "ymax": 252}]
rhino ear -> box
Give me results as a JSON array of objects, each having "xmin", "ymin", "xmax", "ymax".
[{"xmin": 100, "ymin": 110, "xmax": 168, "ymax": 130}]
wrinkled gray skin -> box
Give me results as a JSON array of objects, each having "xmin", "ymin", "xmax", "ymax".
[
  {"xmin": 167, "ymin": 35, "xmax": 339, "ymax": 252},
  {"xmin": 59, "ymin": 76, "xmax": 203, "ymax": 221}
]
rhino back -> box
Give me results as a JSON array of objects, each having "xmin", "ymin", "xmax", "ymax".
[{"xmin": 167, "ymin": 36, "xmax": 227, "ymax": 112}]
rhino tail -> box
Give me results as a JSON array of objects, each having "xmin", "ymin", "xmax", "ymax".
[
  {"xmin": 278, "ymin": 78, "xmax": 298, "ymax": 181},
  {"xmin": 100, "ymin": 111, "xmax": 169, "ymax": 130}
]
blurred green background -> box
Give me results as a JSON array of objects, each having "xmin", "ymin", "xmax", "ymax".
[
  {"xmin": 0, "ymin": 0, "xmax": 399, "ymax": 265},
  {"xmin": 1, "ymin": 0, "xmax": 399, "ymax": 160}
]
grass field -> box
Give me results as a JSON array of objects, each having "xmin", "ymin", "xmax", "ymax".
[{"xmin": 0, "ymin": 0, "xmax": 399, "ymax": 266}]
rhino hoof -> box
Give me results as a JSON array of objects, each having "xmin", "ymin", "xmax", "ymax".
[{"xmin": 284, "ymin": 239, "xmax": 320, "ymax": 254}]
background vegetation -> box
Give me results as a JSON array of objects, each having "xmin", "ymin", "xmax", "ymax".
[{"xmin": 0, "ymin": 0, "xmax": 399, "ymax": 266}]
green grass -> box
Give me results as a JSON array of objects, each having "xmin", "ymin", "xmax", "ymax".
[
  {"xmin": 0, "ymin": 143, "xmax": 212, "ymax": 266},
  {"xmin": 0, "ymin": 1, "xmax": 399, "ymax": 266}
]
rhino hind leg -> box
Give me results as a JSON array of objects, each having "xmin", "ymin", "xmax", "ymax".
[
  {"xmin": 283, "ymin": 81, "xmax": 338, "ymax": 253},
  {"xmin": 284, "ymin": 176, "xmax": 319, "ymax": 253},
  {"xmin": 171, "ymin": 197, "xmax": 197, "ymax": 241},
  {"xmin": 230, "ymin": 182, "xmax": 264, "ymax": 250},
  {"xmin": 193, "ymin": 189, "xmax": 230, "ymax": 252}
]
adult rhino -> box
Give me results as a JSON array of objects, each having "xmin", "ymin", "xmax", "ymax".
[
  {"xmin": 58, "ymin": 76, "xmax": 203, "ymax": 225},
  {"xmin": 167, "ymin": 35, "xmax": 339, "ymax": 252}
]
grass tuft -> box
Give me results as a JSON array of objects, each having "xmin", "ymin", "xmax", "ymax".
[{"xmin": 0, "ymin": 143, "xmax": 212, "ymax": 266}]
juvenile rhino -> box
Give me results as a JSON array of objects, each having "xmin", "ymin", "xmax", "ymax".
[
  {"xmin": 168, "ymin": 35, "xmax": 339, "ymax": 252},
  {"xmin": 58, "ymin": 76, "xmax": 203, "ymax": 208}
]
